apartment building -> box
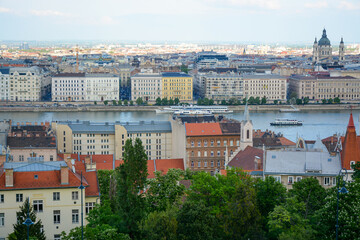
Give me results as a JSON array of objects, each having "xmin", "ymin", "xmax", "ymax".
[
  {"xmin": 52, "ymin": 120, "xmax": 172, "ymax": 160},
  {"xmin": 52, "ymin": 73, "xmax": 119, "ymax": 101},
  {"xmin": 0, "ymin": 160, "xmax": 99, "ymax": 240},
  {"xmin": 0, "ymin": 68, "xmax": 9, "ymax": 101},
  {"xmin": 9, "ymin": 67, "xmax": 49, "ymax": 101},
  {"xmin": 243, "ymin": 74, "xmax": 287, "ymax": 101},
  {"xmin": 116, "ymin": 64, "xmax": 131, "ymax": 87},
  {"xmin": 288, "ymin": 75, "xmax": 360, "ymax": 101},
  {"xmin": 162, "ymin": 72, "xmax": 193, "ymax": 102},
  {"xmin": 202, "ymin": 73, "xmax": 243, "ymax": 101},
  {"xmin": 131, "ymin": 73, "xmax": 162, "ymax": 102}
]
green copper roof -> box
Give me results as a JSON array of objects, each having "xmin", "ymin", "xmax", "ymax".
[{"xmin": 318, "ymin": 29, "xmax": 331, "ymax": 46}]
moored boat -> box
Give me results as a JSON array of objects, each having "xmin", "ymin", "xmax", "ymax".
[{"xmin": 270, "ymin": 118, "xmax": 303, "ymax": 126}]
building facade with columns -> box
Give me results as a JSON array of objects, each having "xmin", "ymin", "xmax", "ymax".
[{"xmin": 312, "ymin": 28, "xmax": 345, "ymax": 64}]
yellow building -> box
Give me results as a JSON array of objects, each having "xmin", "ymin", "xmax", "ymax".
[
  {"xmin": 0, "ymin": 160, "xmax": 99, "ymax": 240},
  {"xmin": 161, "ymin": 72, "xmax": 193, "ymax": 102}
]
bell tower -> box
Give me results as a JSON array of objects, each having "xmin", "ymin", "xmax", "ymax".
[
  {"xmin": 339, "ymin": 37, "xmax": 345, "ymax": 62},
  {"xmin": 240, "ymin": 103, "xmax": 253, "ymax": 150},
  {"xmin": 313, "ymin": 37, "xmax": 318, "ymax": 64}
]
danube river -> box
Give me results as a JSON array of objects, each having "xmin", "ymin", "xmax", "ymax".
[{"xmin": 0, "ymin": 110, "xmax": 359, "ymax": 142}]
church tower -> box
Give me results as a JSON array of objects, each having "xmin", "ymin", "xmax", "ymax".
[
  {"xmin": 240, "ymin": 103, "xmax": 253, "ymax": 150},
  {"xmin": 339, "ymin": 37, "xmax": 345, "ymax": 62},
  {"xmin": 341, "ymin": 113, "xmax": 360, "ymax": 171},
  {"xmin": 313, "ymin": 28, "xmax": 332, "ymax": 64},
  {"xmin": 312, "ymin": 37, "xmax": 319, "ymax": 64}
]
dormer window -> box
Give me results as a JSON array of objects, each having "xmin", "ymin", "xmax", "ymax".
[{"xmin": 350, "ymin": 161, "xmax": 355, "ymax": 169}]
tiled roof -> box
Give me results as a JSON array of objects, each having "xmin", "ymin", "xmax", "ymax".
[
  {"xmin": 185, "ymin": 123, "xmax": 222, "ymax": 136},
  {"xmin": 278, "ymin": 137, "xmax": 296, "ymax": 146},
  {"xmin": 68, "ymin": 122, "xmax": 115, "ymax": 134},
  {"xmin": 176, "ymin": 115, "xmax": 216, "ymax": 124},
  {"xmin": 219, "ymin": 122, "xmax": 240, "ymax": 135},
  {"xmin": 7, "ymin": 136, "xmax": 56, "ymax": 148},
  {"xmin": 341, "ymin": 114, "xmax": 360, "ymax": 169},
  {"xmin": 228, "ymin": 146, "xmax": 263, "ymax": 170}
]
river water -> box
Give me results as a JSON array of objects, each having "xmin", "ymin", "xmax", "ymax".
[{"xmin": 1, "ymin": 110, "xmax": 359, "ymax": 142}]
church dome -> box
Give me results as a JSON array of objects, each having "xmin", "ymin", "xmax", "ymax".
[{"xmin": 318, "ymin": 29, "xmax": 331, "ymax": 46}]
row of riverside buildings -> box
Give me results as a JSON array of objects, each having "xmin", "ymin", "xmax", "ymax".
[
  {"xmin": 2, "ymin": 66, "xmax": 360, "ymax": 103},
  {"xmin": 1, "ymin": 110, "xmax": 360, "ymax": 239}
]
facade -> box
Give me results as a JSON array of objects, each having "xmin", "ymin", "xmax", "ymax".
[
  {"xmin": 9, "ymin": 67, "xmax": 45, "ymax": 101},
  {"xmin": 202, "ymin": 73, "xmax": 243, "ymax": 101},
  {"xmin": 0, "ymin": 68, "xmax": 9, "ymax": 101},
  {"xmin": 52, "ymin": 73, "xmax": 119, "ymax": 101},
  {"xmin": 288, "ymin": 75, "xmax": 360, "ymax": 101},
  {"xmin": 242, "ymin": 74, "xmax": 287, "ymax": 101},
  {"xmin": 0, "ymin": 160, "xmax": 99, "ymax": 240},
  {"xmin": 52, "ymin": 120, "xmax": 172, "ymax": 160},
  {"xmin": 161, "ymin": 72, "xmax": 193, "ymax": 101},
  {"xmin": 131, "ymin": 73, "xmax": 162, "ymax": 102},
  {"xmin": 312, "ymin": 28, "xmax": 344, "ymax": 64},
  {"xmin": 116, "ymin": 64, "xmax": 131, "ymax": 87}
]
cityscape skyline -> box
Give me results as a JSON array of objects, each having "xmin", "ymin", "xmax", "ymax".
[{"xmin": 0, "ymin": 0, "xmax": 360, "ymax": 42}]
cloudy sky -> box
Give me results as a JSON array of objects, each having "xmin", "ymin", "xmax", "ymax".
[{"xmin": 0, "ymin": 0, "xmax": 359, "ymax": 43}]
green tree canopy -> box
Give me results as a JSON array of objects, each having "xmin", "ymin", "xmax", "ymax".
[
  {"xmin": 261, "ymin": 96, "xmax": 267, "ymax": 105},
  {"xmin": 155, "ymin": 97, "xmax": 162, "ymax": 106},
  {"xmin": 136, "ymin": 97, "xmax": 144, "ymax": 105}
]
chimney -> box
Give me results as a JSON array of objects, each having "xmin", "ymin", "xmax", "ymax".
[
  {"xmin": 64, "ymin": 153, "xmax": 71, "ymax": 162},
  {"xmin": 61, "ymin": 166, "xmax": 69, "ymax": 185},
  {"xmin": 5, "ymin": 169, "xmax": 14, "ymax": 187},
  {"xmin": 85, "ymin": 156, "xmax": 91, "ymax": 165}
]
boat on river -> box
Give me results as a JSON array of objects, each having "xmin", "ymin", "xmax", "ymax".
[
  {"xmin": 270, "ymin": 118, "xmax": 303, "ymax": 126},
  {"xmin": 156, "ymin": 105, "xmax": 233, "ymax": 114},
  {"xmin": 279, "ymin": 105, "xmax": 300, "ymax": 112}
]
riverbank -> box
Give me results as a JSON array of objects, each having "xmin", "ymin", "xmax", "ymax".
[{"xmin": 0, "ymin": 103, "xmax": 358, "ymax": 112}]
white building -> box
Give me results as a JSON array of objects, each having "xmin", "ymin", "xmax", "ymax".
[
  {"xmin": 243, "ymin": 74, "xmax": 287, "ymax": 101},
  {"xmin": 0, "ymin": 68, "xmax": 9, "ymax": 101},
  {"xmin": 9, "ymin": 67, "xmax": 47, "ymax": 101},
  {"xmin": 52, "ymin": 73, "xmax": 119, "ymax": 102},
  {"xmin": 202, "ymin": 73, "xmax": 243, "ymax": 101},
  {"xmin": 131, "ymin": 73, "xmax": 162, "ymax": 102}
]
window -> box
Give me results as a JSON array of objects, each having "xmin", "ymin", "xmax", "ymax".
[
  {"xmin": 217, "ymin": 160, "xmax": 220, "ymax": 167},
  {"xmin": 217, "ymin": 151, "xmax": 220, "ymax": 156},
  {"xmin": 204, "ymin": 151, "xmax": 207, "ymax": 157},
  {"xmin": 211, "ymin": 151, "xmax": 214, "ymax": 157},
  {"xmin": 53, "ymin": 210, "xmax": 60, "ymax": 224},
  {"xmin": 332, "ymin": 177, "xmax": 337, "ymax": 186},
  {"xmin": 54, "ymin": 234, "xmax": 61, "ymax": 240},
  {"xmin": 204, "ymin": 141, "xmax": 208, "ymax": 147},
  {"xmin": 0, "ymin": 213, "xmax": 4, "ymax": 226},
  {"xmin": 211, "ymin": 140, "xmax": 214, "ymax": 147},
  {"xmin": 274, "ymin": 176, "xmax": 281, "ymax": 182},
  {"xmin": 288, "ymin": 176, "xmax": 293, "ymax": 184},
  {"xmin": 198, "ymin": 161, "xmax": 201, "ymax": 167},
  {"xmin": 217, "ymin": 140, "xmax": 220, "ymax": 146},
  {"xmin": 85, "ymin": 202, "xmax": 95, "ymax": 215},
  {"xmin": 16, "ymin": 194, "xmax": 23, "ymax": 202},
  {"xmin": 296, "ymin": 176, "xmax": 302, "ymax": 182},
  {"xmin": 324, "ymin": 177, "xmax": 330, "ymax": 186},
  {"xmin": 247, "ymin": 130, "xmax": 250, "ymax": 139},
  {"xmin": 350, "ymin": 161, "xmax": 355, "ymax": 169},
  {"xmin": 230, "ymin": 140, "xmax": 233, "ymax": 146},
  {"xmin": 72, "ymin": 191, "xmax": 79, "ymax": 200},
  {"xmin": 53, "ymin": 192, "xmax": 60, "ymax": 201},
  {"xmin": 50, "ymin": 155, "xmax": 54, "ymax": 161},
  {"xmin": 204, "ymin": 161, "xmax": 208, "ymax": 167},
  {"xmin": 72, "ymin": 209, "xmax": 79, "ymax": 223},
  {"xmin": 224, "ymin": 140, "xmax": 227, "ymax": 146},
  {"xmin": 191, "ymin": 161, "xmax": 194, "ymax": 167},
  {"xmin": 191, "ymin": 141, "xmax": 194, "ymax": 147},
  {"xmin": 198, "ymin": 141, "xmax": 201, "ymax": 147},
  {"xmin": 0, "ymin": 194, "xmax": 3, "ymax": 203},
  {"xmin": 33, "ymin": 200, "xmax": 43, "ymax": 212},
  {"xmin": 211, "ymin": 160, "xmax": 214, "ymax": 167},
  {"xmin": 198, "ymin": 151, "xmax": 201, "ymax": 157}
]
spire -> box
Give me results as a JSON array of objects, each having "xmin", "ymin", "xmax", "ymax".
[
  {"xmin": 348, "ymin": 113, "xmax": 355, "ymax": 128},
  {"xmin": 322, "ymin": 28, "xmax": 327, "ymax": 38},
  {"xmin": 341, "ymin": 113, "xmax": 360, "ymax": 170},
  {"xmin": 340, "ymin": 37, "xmax": 344, "ymax": 44},
  {"xmin": 314, "ymin": 37, "xmax": 317, "ymax": 44},
  {"xmin": 244, "ymin": 102, "xmax": 250, "ymax": 122}
]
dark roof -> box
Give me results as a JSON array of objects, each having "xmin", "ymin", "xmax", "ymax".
[
  {"xmin": 11, "ymin": 125, "xmax": 47, "ymax": 132},
  {"xmin": 0, "ymin": 68, "xmax": 10, "ymax": 74},
  {"xmin": 219, "ymin": 122, "xmax": 240, "ymax": 135},
  {"xmin": 7, "ymin": 136, "xmax": 56, "ymax": 148},
  {"xmin": 175, "ymin": 115, "xmax": 216, "ymax": 123},
  {"xmin": 53, "ymin": 73, "xmax": 85, "ymax": 77},
  {"xmin": 228, "ymin": 146, "xmax": 263, "ymax": 170},
  {"xmin": 162, "ymin": 72, "xmax": 191, "ymax": 77}
]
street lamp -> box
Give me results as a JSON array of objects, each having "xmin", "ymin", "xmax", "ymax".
[
  {"xmin": 23, "ymin": 197, "xmax": 34, "ymax": 240},
  {"xmin": 336, "ymin": 168, "xmax": 348, "ymax": 240}
]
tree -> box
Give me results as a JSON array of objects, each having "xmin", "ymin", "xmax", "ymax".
[
  {"xmin": 129, "ymin": 100, "xmax": 134, "ymax": 106},
  {"xmin": 274, "ymin": 100, "xmax": 278, "ymax": 105},
  {"xmin": 248, "ymin": 96, "xmax": 255, "ymax": 105},
  {"xmin": 296, "ymin": 99, "xmax": 302, "ymax": 105},
  {"xmin": 322, "ymin": 99, "xmax": 327, "ymax": 104},
  {"xmin": 9, "ymin": 198, "xmax": 46, "ymax": 240},
  {"xmin": 243, "ymin": 98, "xmax": 247, "ymax": 105},
  {"xmin": 221, "ymin": 100, "xmax": 227, "ymax": 105},
  {"xmin": 61, "ymin": 224, "xmax": 130, "ymax": 240},
  {"xmin": 123, "ymin": 99, "xmax": 128, "ymax": 105},
  {"xmin": 261, "ymin": 96, "xmax": 267, "ymax": 105},
  {"xmin": 328, "ymin": 98, "xmax": 333, "ymax": 104},
  {"xmin": 113, "ymin": 100, "xmax": 117, "ymax": 106},
  {"xmin": 254, "ymin": 97, "xmax": 261, "ymax": 105},
  {"xmin": 118, "ymin": 100, "xmax": 122, "ymax": 106},
  {"xmin": 180, "ymin": 64, "xmax": 189, "ymax": 74},
  {"xmin": 94, "ymin": 101, "xmax": 97, "ymax": 105},
  {"xmin": 147, "ymin": 169, "xmax": 185, "ymax": 212},
  {"xmin": 169, "ymin": 98, "xmax": 174, "ymax": 106},
  {"xmin": 289, "ymin": 92, "xmax": 297, "ymax": 99},
  {"xmin": 140, "ymin": 206, "xmax": 178, "ymax": 240},
  {"xmin": 303, "ymin": 97, "xmax": 310, "ymax": 104},
  {"xmin": 334, "ymin": 97, "xmax": 341, "ymax": 104},
  {"xmin": 352, "ymin": 162, "xmax": 360, "ymax": 181},
  {"xmin": 174, "ymin": 98, "xmax": 180, "ymax": 105},
  {"xmin": 209, "ymin": 99, "xmax": 214, "ymax": 105},
  {"xmin": 104, "ymin": 100, "xmax": 109, "ymax": 106},
  {"xmin": 161, "ymin": 97, "xmax": 168, "ymax": 106},
  {"xmin": 116, "ymin": 138, "xmax": 148, "ymax": 238},
  {"xmin": 177, "ymin": 201, "xmax": 223, "ymax": 240},
  {"xmin": 136, "ymin": 97, "xmax": 144, "ymax": 106},
  {"xmin": 155, "ymin": 97, "xmax": 162, "ymax": 106}
]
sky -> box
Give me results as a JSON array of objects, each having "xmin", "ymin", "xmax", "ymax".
[{"xmin": 0, "ymin": 0, "xmax": 359, "ymax": 43}]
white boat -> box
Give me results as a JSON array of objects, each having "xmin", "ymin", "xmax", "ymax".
[
  {"xmin": 270, "ymin": 118, "xmax": 303, "ymax": 126},
  {"xmin": 173, "ymin": 109, "xmax": 213, "ymax": 115},
  {"xmin": 155, "ymin": 105, "xmax": 233, "ymax": 114},
  {"xmin": 279, "ymin": 105, "xmax": 300, "ymax": 112}
]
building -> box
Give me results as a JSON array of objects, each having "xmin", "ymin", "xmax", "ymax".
[
  {"xmin": 288, "ymin": 75, "xmax": 360, "ymax": 101},
  {"xmin": 201, "ymin": 73, "xmax": 243, "ymax": 101},
  {"xmin": 242, "ymin": 74, "xmax": 287, "ymax": 101},
  {"xmin": 0, "ymin": 160, "xmax": 99, "ymax": 240},
  {"xmin": 52, "ymin": 120, "xmax": 172, "ymax": 160},
  {"xmin": 312, "ymin": 28, "xmax": 344, "ymax": 64},
  {"xmin": 195, "ymin": 50, "xmax": 229, "ymax": 69},
  {"xmin": 52, "ymin": 73, "xmax": 119, "ymax": 102},
  {"xmin": 131, "ymin": 73, "xmax": 162, "ymax": 102},
  {"xmin": 9, "ymin": 67, "xmax": 49, "ymax": 101},
  {"xmin": 0, "ymin": 68, "xmax": 10, "ymax": 101},
  {"xmin": 115, "ymin": 64, "xmax": 131, "ymax": 88},
  {"xmin": 161, "ymin": 72, "xmax": 193, "ymax": 102}
]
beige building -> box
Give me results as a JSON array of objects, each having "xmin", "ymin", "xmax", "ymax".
[
  {"xmin": 9, "ymin": 67, "xmax": 49, "ymax": 101},
  {"xmin": 243, "ymin": 74, "xmax": 287, "ymax": 101},
  {"xmin": 115, "ymin": 64, "xmax": 131, "ymax": 87},
  {"xmin": 0, "ymin": 160, "xmax": 99, "ymax": 240},
  {"xmin": 0, "ymin": 68, "xmax": 9, "ymax": 101},
  {"xmin": 288, "ymin": 75, "xmax": 360, "ymax": 101},
  {"xmin": 202, "ymin": 73, "xmax": 243, "ymax": 101},
  {"xmin": 52, "ymin": 120, "xmax": 172, "ymax": 160},
  {"xmin": 131, "ymin": 73, "xmax": 162, "ymax": 102}
]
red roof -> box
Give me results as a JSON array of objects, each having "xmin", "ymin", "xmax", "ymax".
[
  {"xmin": 278, "ymin": 137, "xmax": 296, "ymax": 146},
  {"xmin": 0, "ymin": 169, "xmax": 85, "ymax": 190},
  {"xmin": 185, "ymin": 123, "xmax": 222, "ymax": 136},
  {"xmin": 228, "ymin": 146, "xmax": 263, "ymax": 171},
  {"xmin": 341, "ymin": 114, "xmax": 360, "ymax": 170}
]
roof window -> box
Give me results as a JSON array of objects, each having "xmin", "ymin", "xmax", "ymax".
[{"xmin": 34, "ymin": 174, "xmax": 38, "ymax": 179}]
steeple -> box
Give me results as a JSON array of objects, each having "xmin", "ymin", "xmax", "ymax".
[
  {"xmin": 244, "ymin": 102, "xmax": 250, "ymax": 122},
  {"xmin": 314, "ymin": 37, "xmax": 317, "ymax": 44},
  {"xmin": 340, "ymin": 37, "xmax": 344, "ymax": 44},
  {"xmin": 322, "ymin": 28, "xmax": 327, "ymax": 38},
  {"xmin": 341, "ymin": 113, "xmax": 360, "ymax": 170}
]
